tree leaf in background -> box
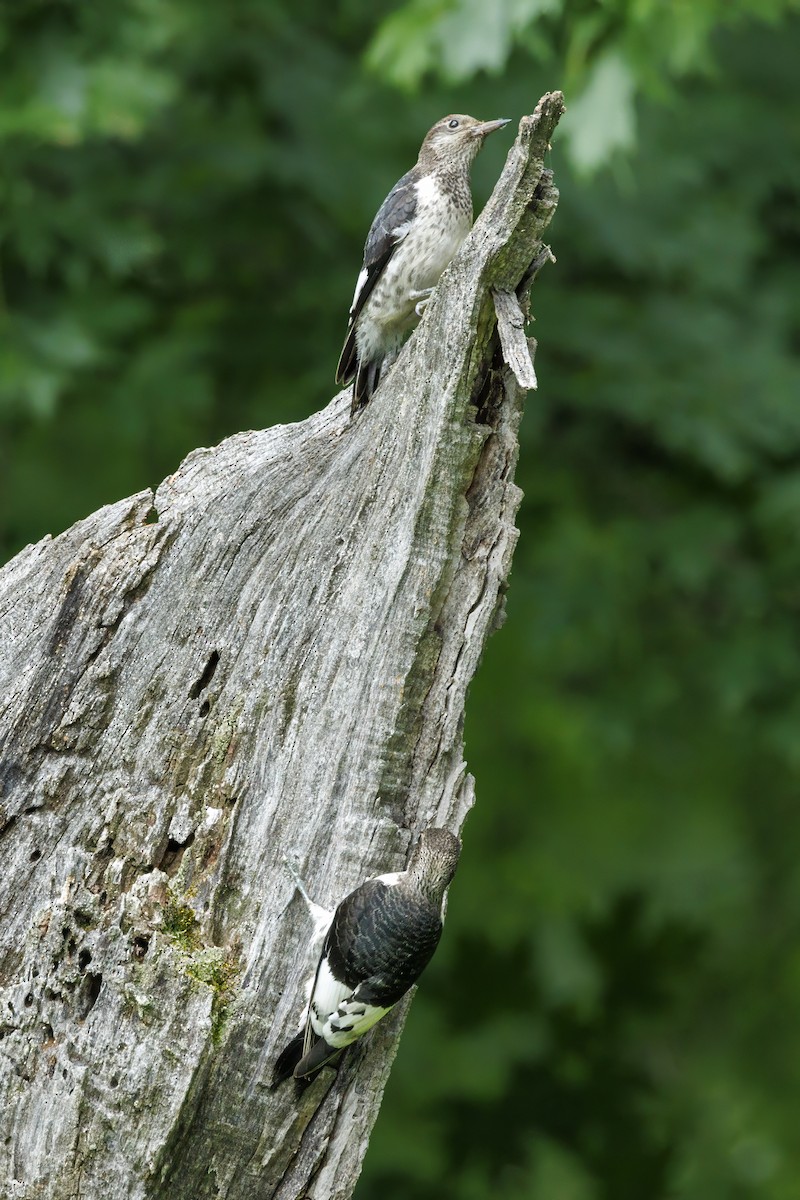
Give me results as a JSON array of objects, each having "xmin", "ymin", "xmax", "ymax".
[{"xmin": 561, "ymin": 49, "xmax": 636, "ymax": 171}]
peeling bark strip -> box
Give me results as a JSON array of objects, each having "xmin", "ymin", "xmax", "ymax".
[
  {"xmin": 493, "ymin": 287, "xmax": 539, "ymax": 390},
  {"xmin": 0, "ymin": 94, "xmax": 563, "ymax": 1200}
]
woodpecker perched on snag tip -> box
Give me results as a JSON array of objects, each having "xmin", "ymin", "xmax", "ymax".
[
  {"xmin": 336, "ymin": 114, "xmax": 511, "ymax": 417},
  {"xmin": 272, "ymin": 827, "xmax": 461, "ymax": 1084}
]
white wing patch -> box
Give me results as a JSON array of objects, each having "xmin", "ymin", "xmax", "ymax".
[
  {"xmin": 350, "ymin": 267, "xmax": 369, "ymax": 316},
  {"xmin": 305, "ymin": 956, "xmax": 392, "ymax": 1051},
  {"xmin": 307, "ymin": 956, "xmax": 350, "ymax": 1042},
  {"xmin": 295, "ymin": 906, "xmax": 334, "ymax": 1035},
  {"xmin": 350, "ymin": 214, "xmax": 411, "ymax": 320},
  {"xmin": 323, "ymin": 996, "xmax": 391, "ymax": 1048}
]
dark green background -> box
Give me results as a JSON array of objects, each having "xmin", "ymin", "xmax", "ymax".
[{"xmin": 3, "ymin": 2, "xmax": 799, "ymax": 1196}]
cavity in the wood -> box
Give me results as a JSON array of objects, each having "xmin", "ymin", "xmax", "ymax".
[
  {"xmin": 190, "ymin": 650, "xmax": 220, "ymax": 699},
  {"xmin": 159, "ymin": 831, "xmax": 196, "ymax": 875}
]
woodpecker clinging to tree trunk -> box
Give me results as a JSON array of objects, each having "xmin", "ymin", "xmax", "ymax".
[
  {"xmin": 336, "ymin": 114, "xmax": 511, "ymax": 417},
  {"xmin": 272, "ymin": 827, "xmax": 461, "ymax": 1084}
]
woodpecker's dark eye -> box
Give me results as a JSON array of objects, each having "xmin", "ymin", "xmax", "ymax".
[{"xmin": 448, "ymin": 119, "xmax": 459, "ymax": 129}]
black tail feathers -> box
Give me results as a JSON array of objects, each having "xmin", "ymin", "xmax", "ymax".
[
  {"xmin": 270, "ymin": 1032, "xmax": 305, "ymax": 1089},
  {"xmin": 271, "ymin": 1032, "xmax": 343, "ymax": 1087},
  {"xmin": 294, "ymin": 1035, "xmax": 342, "ymax": 1079},
  {"xmin": 336, "ymin": 323, "xmax": 382, "ymax": 417},
  {"xmin": 350, "ymin": 358, "xmax": 382, "ymax": 417}
]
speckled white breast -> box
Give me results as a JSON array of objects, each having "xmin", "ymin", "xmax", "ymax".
[{"xmin": 356, "ymin": 175, "xmax": 472, "ymax": 361}]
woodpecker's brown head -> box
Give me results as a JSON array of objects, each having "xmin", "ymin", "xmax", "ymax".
[
  {"xmin": 406, "ymin": 827, "xmax": 462, "ymax": 906},
  {"xmin": 418, "ymin": 114, "xmax": 511, "ymax": 170}
]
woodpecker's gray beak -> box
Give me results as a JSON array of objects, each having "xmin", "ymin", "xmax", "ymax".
[{"xmin": 472, "ymin": 118, "xmax": 511, "ymax": 139}]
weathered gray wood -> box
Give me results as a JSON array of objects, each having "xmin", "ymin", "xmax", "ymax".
[
  {"xmin": 493, "ymin": 287, "xmax": 539, "ymax": 390},
  {"xmin": 0, "ymin": 93, "xmax": 564, "ymax": 1200}
]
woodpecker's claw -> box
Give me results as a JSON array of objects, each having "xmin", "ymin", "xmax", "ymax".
[
  {"xmin": 409, "ymin": 287, "xmax": 434, "ymax": 317},
  {"xmin": 282, "ymin": 854, "xmax": 314, "ymax": 904},
  {"xmin": 283, "ymin": 855, "xmax": 333, "ymax": 938}
]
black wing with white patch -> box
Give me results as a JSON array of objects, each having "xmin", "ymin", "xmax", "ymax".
[
  {"xmin": 336, "ymin": 167, "xmax": 419, "ymax": 385},
  {"xmin": 359, "ymin": 170, "xmax": 419, "ymax": 307},
  {"xmin": 324, "ymin": 877, "xmax": 443, "ymax": 1008}
]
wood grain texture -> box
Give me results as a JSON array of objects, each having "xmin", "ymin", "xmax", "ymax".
[
  {"xmin": 0, "ymin": 93, "xmax": 564, "ymax": 1200},
  {"xmin": 493, "ymin": 288, "xmax": 539, "ymax": 390}
]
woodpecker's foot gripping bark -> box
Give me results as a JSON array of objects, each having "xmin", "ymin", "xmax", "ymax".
[
  {"xmin": 282, "ymin": 855, "xmax": 332, "ymax": 946},
  {"xmin": 409, "ymin": 286, "xmax": 434, "ymax": 317}
]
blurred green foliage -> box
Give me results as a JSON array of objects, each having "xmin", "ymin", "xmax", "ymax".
[
  {"xmin": 367, "ymin": 0, "xmax": 800, "ymax": 167},
  {"xmin": 2, "ymin": 1, "xmax": 800, "ymax": 1197}
]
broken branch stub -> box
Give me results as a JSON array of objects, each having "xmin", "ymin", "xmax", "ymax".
[{"xmin": 0, "ymin": 92, "xmax": 564, "ymax": 1200}]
